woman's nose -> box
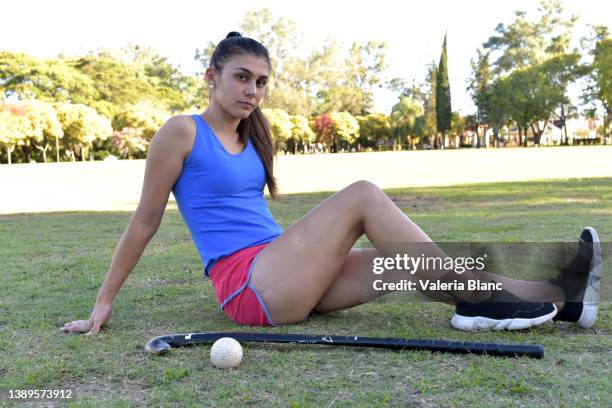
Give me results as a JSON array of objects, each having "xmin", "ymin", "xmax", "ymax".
[{"xmin": 245, "ymin": 82, "xmax": 255, "ymax": 96}]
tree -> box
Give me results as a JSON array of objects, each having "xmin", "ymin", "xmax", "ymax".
[
  {"xmin": 0, "ymin": 104, "xmax": 29, "ymax": 164},
  {"xmin": 483, "ymin": 0, "xmax": 577, "ymax": 76},
  {"xmin": 314, "ymin": 41, "xmax": 389, "ymax": 116},
  {"xmin": 288, "ymin": 114, "xmax": 316, "ymax": 154},
  {"xmin": 110, "ymin": 127, "xmax": 149, "ymax": 159},
  {"xmin": 357, "ymin": 113, "xmax": 392, "ymax": 150},
  {"xmin": 55, "ymin": 103, "xmax": 112, "ymax": 161},
  {"xmin": 436, "ymin": 34, "xmax": 452, "ymax": 148},
  {"xmin": 286, "ymin": 39, "xmax": 345, "ymax": 116},
  {"xmin": 505, "ymin": 66, "xmax": 563, "ymax": 145},
  {"xmin": 467, "ymin": 49, "xmax": 493, "ymax": 147},
  {"xmin": 112, "ymin": 101, "xmax": 169, "ymax": 141},
  {"xmin": 313, "ymin": 113, "xmax": 335, "ymax": 151},
  {"xmin": 21, "ymin": 100, "xmax": 63, "ymax": 163},
  {"xmin": 390, "ymin": 96, "xmax": 424, "ymax": 150},
  {"xmin": 423, "ymin": 63, "xmax": 438, "ymax": 148},
  {"xmin": 329, "ymin": 112, "xmax": 360, "ymax": 151},
  {"xmin": 450, "ymin": 112, "xmax": 466, "ymax": 147},
  {"xmin": 485, "ymin": 78, "xmax": 511, "ymax": 146},
  {"xmin": 68, "ymin": 55, "xmax": 159, "ymax": 116},
  {"xmin": 262, "ymin": 108, "xmax": 292, "ymax": 152},
  {"xmin": 144, "ymin": 56, "xmax": 204, "ymax": 112},
  {"xmin": 0, "ymin": 52, "xmax": 99, "ymax": 104},
  {"xmin": 583, "ymin": 26, "xmax": 611, "ymax": 139},
  {"xmin": 477, "ymin": 0, "xmax": 581, "ymax": 147},
  {"xmin": 99, "ymin": 44, "xmax": 201, "ymax": 111},
  {"xmin": 592, "ymin": 36, "xmax": 611, "ymax": 138},
  {"xmin": 539, "ymin": 52, "xmax": 586, "ymax": 144},
  {"xmin": 72, "ymin": 51, "xmax": 200, "ymax": 114},
  {"xmin": 346, "ymin": 41, "xmax": 389, "ymax": 115}
]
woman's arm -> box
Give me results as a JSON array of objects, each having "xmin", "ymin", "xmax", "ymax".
[
  {"xmin": 62, "ymin": 116, "xmax": 195, "ymax": 335},
  {"xmin": 96, "ymin": 116, "xmax": 194, "ymax": 303}
]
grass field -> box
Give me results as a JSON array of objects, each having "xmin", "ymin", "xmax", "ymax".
[{"xmin": 0, "ymin": 177, "xmax": 610, "ymax": 407}]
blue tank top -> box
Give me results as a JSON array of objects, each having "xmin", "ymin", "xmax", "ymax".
[{"xmin": 172, "ymin": 114, "xmax": 283, "ymax": 276}]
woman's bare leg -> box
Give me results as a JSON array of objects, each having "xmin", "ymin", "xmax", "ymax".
[
  {"xmin": 312, "ymin": 247, "xmax": 454, "ymax": 313},
  {"xmin": 251, "ymin": 180, "xmax": 437, "ymax": 323},
  {"xmin": 250, "ymin": 180, "xmax": 563, "ymax": 324},
  {"xmin": 313, "ymin": 249, "xmax": 565, "ymax": 314}
]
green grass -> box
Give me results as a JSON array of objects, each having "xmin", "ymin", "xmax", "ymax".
[{"xmin": 0, "ymin": 177, "xmax": 610, "ymax": 407}]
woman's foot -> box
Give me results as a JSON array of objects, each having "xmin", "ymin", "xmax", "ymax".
[
  {"xmin": 451, "ymin": 289, "xmax": 558, "ymax": 331},
  {"xmin": 551, "ymin": 227, "xmax": 602, "ymax": 329}
]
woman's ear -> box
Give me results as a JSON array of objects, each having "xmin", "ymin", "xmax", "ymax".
[{"xmin": 205, "ymin": 67, "xmax": 216, "ymax": 88}]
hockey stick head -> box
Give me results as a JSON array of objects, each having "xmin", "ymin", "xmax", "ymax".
[{"xmin": 145, "ymin": 336, "xmax": 172, "ymax": 355}]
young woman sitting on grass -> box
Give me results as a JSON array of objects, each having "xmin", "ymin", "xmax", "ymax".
[{"xmin": 62, "ymin": 32, "xmax": 603, "ymax": 335}]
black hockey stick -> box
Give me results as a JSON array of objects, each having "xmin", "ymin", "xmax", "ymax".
[{"xmin": 145, "ymin": 332, "xmax": 544, "ymax": 359}]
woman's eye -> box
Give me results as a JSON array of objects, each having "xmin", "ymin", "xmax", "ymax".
[{"xmin": 257, "ymin": 81, "xmax": 267, "ymax": 87}]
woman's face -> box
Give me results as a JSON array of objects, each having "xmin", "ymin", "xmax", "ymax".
[{"xmin": 207, "ymin": 53, "xmax": 269, "ymax": 119}]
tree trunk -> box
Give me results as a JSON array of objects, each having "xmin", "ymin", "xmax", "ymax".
[
  {"xmin": 437, "ymin": 133, "xmax": 443, "ymax": 149},
  {"xmin": 22, "ymin": 144, "xmax": 31, "ymax": 162},
  {"xmin": 561, "ymin": 105, "xmax": 568, "ymax": 145},
  {"xmin": 34, "ymin": 143, "xmax": 49, "ymax": 163},
  {"xmin": 79, "ymin": 144, "xmax": 86, "ymax": 161},
  {"xmin": 56, "ymin": 135, "xmax": 60, "ymax": 162},
  {"xmin": 530, "ymin": 123, "xmax": 540, "ymax": 146},
  {"xmin": 605, "ymin": 104, "xmax": 610, "ymax": 140},
  {"xmin": 6, "ymin": 146, "xmax": 13, "ymax": 164},
  {"xmin": 475, "ymin": 110, "xmax": 480, "ymax": 148}
]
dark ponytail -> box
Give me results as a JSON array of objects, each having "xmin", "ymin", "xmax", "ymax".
[{"xmin": 210, "ymin": 32, "xmax": 279, "ymax": 200}]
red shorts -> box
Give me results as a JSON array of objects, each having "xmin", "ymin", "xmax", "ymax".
[{"xmin": 209, "ymin": 243, "xmax": 276, "ymax": 327}]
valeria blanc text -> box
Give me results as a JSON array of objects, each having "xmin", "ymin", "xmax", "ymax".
[{"xmin": 372, "ymin": 279, "xmax": 503, "ymax": 292}]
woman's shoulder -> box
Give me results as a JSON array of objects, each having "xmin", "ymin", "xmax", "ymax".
[
  {"xmin": 163, "ymin": 114, "xmax": 196, "ymax": 137},
  {"xmin": 157, "ymin": 115, "xmax": 197, "ymax": 161}
]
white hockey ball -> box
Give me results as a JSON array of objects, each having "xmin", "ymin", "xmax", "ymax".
[{"xmin": 210, "ymin": 337, "xmax": 243, "ymax": 368}]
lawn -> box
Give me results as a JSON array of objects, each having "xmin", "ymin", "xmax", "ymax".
[{"xmin": 0, "ymin": 177, "xmax": 610, "ymax": 407}]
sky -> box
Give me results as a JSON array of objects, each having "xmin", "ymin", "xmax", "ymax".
[{"xmin": 2, "ymin": 0, "xmax": 610, "ymax": 115}]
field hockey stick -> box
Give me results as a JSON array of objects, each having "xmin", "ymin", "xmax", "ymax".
[{"xmin": 145, "ymin": 332, "xmax": 544, "ymax": 359}]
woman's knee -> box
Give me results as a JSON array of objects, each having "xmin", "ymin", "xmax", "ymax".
[{"xmin": 344, "ymin": 180, "xmax": 386, "ymax": 207}]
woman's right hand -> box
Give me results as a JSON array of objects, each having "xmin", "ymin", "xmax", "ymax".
[{"xmin": 61, "ymin": 302, "xmax": 112, "ymax": 336}]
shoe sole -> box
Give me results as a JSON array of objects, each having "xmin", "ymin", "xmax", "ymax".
[
  {"xmin": 451, "ymin": 304, "xmax": 558, "ymax": 332},
  {"xmin": 577, "ymin": 226, "xmax": 602, "ymax": 329}
]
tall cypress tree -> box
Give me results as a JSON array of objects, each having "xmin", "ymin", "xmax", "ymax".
[{"xmin": 436, "ymin": 33, "xmax": 452, "ymax": 147}]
